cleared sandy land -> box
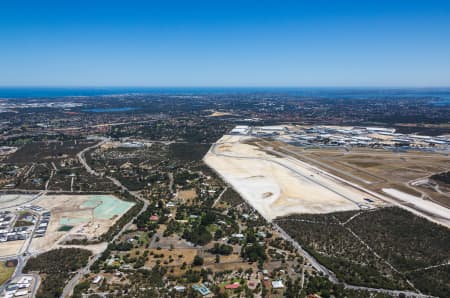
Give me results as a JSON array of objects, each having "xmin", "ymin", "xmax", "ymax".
[
  {"xmin": 29, "ymin": 194, "xmax": 134, "ymax": 253},
  {"xmin": 144, "ymin": 248, "xmax": 198, "ymax": 268},
  {"xmin": 208, "ymin": 111, "xmax": 233, "ymax": 117},
  {"xmin": 382, "ymin": 188, "xmax": 450, "ymax": 225},
  {"xmin": 204, "ymin": 135, "xmax": 385, "ymax": 220},
  {"xmin": 0, "ymin": 194, "xmax": 36, "ymax": 210},
  {"xmin": 53, "ymin": 242, "xmax": 108, "ymax": 254},
  {"xmin": 176, "ymin": 188, "xmax": 197, "ymax": 205},
  {"xmin": 0, "ymin": 240, "xmax": 25, "ymax": 258}
]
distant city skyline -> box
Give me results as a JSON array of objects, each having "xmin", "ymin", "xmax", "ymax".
[{"xmin": 1, "ymin": 0, "xmax": 450, "ymax": 87}]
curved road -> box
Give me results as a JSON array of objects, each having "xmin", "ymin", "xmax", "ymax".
[{"xmin": 60, "ymin": 140, "xmax": 149, "ymax": 298}]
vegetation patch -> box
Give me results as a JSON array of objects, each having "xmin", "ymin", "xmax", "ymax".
[
  {"xmin": 277, "ymin": 207, "xmax": 450, "ymax": 295},
  {"xmin": 23, "ymin": 248, "xmax": 92, "ymax": 298},
  {"xmin": 347, "ymin": 207, "xmax": 450, "ymax": 271},
  {"xmin": 432, "ymin": 171, "xmax": 450, "ymax": 185},
  {"xmin": 0, "ymin": 261, "xmax": 15, "ymax": 286},
  {"xmin": 58, "ymin": 225, "xmax": 74, "ymax": 232},
  {"xmin": 168, "ymin": 142, "xmax": 210, "ymax": 162},
  {"xmin": 406, "ymin": 265, "xmax": 450, "ymax": 298}
]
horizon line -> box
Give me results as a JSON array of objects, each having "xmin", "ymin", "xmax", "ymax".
[{"xmin": 1, "ymin": 85, "xmax": 450, "ymax": 89}]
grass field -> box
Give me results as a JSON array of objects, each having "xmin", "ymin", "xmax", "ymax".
[{"xmin": 0, "ymin": 261, "xmax": 15, "ymax": 285}]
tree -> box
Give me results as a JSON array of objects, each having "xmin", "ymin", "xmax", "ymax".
[{"xmin": 193, "ymin": 255, "xmax": 204, "ymax": 266}]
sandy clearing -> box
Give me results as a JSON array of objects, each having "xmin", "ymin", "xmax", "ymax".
[
  {"xmin": 144, "ymin": 248, "xmax": 198, "ymax": 268},
  {"xmin": 209, "ymin": 111, "xmax": 233, "ymax": 117},
  {"xmin": 382, "ymin": 188, "xmax": 450, "ymax": 223},
  {"xmin": 0, "ymin": 240, "xmax": 25, "ymax": 258},
  {"xmin": 204, "ymin": 135, "xmax": 384, "ymax": 220},
  {"xmin": 53, "ymin": 242, "xmax": 108, "ymax": 254},
  {"xmin": 0, "ymin": 194, "xmax": 36, "ymax": 210},
  {"xmin": 177, "ymin": 188, "xmax": 197, "ymax": 204},
  {"xmin": 29, "ymin": 194, "xmax": 134, "ymax": 254}
]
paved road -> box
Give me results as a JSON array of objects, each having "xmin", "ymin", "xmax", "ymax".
[
  {"xmin": 76, "ymin": 138, "xmax": 109, "ymax": 176},
  {"xmin": 0, "ymin": 209, "xmax": 42, "ymax": 296}
]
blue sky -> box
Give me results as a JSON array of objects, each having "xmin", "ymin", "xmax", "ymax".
[{"xmin": 1, "ymin": 0, "xmax": 450, "ymax": 87}]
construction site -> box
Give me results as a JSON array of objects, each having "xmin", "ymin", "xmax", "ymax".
[
  {"xmin": 29, "ymin": 194, "xmax": 134, "ymax": 253},
  {"xmin": 0, "ymin": 193, "xmax": 134, "ymax": 258},
  {"xmin": 204, "ymin": 134, "xmax": 385, "ymax": 221},
  {"xmin": 205, "ymin": 125, "xmax": 450, "ymax": 227}
]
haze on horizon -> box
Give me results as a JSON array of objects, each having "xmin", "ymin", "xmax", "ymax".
[{"xmin": 1, "ymin": 0, "xmax": 450, "ymax": 87}]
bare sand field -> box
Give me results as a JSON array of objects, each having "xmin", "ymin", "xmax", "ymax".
[
  {"xmin": 0, "ymin": 240, "xmax": 25, "ymax": 258},
  {"xmin": 177, "ymin": 188, "xmax": 197, "ymax": 205},
  {"xmin": 29, "ymin": 194, "xmax": 134, "ymax": 253},
  {"xmin": 204, "ymin": 135, "xmax": 385, "ymax": 220},
  {"xmin": 0, "ymin": 194, "xmax": 37, "ymax": 210},
  {"xmin": 53, "ymin": 242, "xmax": 108, "ymax": 254},
  {"xmin": 382, "ymin": 188, "xmax": 450, "ymax": 225}
]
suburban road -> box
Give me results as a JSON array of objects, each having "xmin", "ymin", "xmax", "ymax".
[
  {"xmin": 0, "ymin": 208, "xmax": 43, "ymax": 297},
  {"xmin": 4, "ymin": 137, "xmax": 434, "ymax": 297},
  {"xmin": 0, "ymin": 139, "xmax": 109, "ymax": 296},
  {"xmin": 60, "ymin": 140, "xmax": 149, "ymax": 298}
]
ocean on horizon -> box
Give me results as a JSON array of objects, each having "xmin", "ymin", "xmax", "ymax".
[{"xmin": 1, "ymin": 87, "xmax": 450, "ymax": 100}]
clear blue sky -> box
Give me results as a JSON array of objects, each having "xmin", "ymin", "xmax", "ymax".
[{"xmin": 1, "ymin": 0, "xmax": 450, "ymax": 87}]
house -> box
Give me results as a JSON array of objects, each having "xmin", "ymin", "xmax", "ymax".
[
  {"xmin": 231, "ymin": 233, "xmax": 244, "ymax": 239},
  {"xmin": 149, "ymin": 215, "xmax": 159, "ymax": 222},
  {"xmin": 14, "ymin": 290, "xmax": 29, "ymax": 297},
  {"xmin": 174, "ymin": 285, "xmax": 186, "ymax": 292},
  {"xmin": 224, "ymin": 282, "xmax": 240, "ymax": 289},
  {"xmin": 92, "ymin": 275, "xmax": 103, "ymax": 284},
  {"xmin": 271, "ymin": 280, "xmax": 284, "ymax": 289},
  {"xmin": 192, "ymin": 284, "xmax": 211, "ymax": 296}
]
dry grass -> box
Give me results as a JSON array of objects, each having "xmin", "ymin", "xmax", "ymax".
[
  {"xmin": 0, "ymin": 240, "xmax": 25, "ymax": 258},
  {"xmin": 275, "ymin": 144, "xmax": 450, "ymax": 208},
  {"xmin": 0, "ymin": 262, "xmax": 15, "ymax": 285},
  {"xmin": 144, "ymin": 248, "xmax": 198, "ymax": 268},
  {"xmin": 177, "ymin": 188, "xmax": 197, "ymax": 205}
]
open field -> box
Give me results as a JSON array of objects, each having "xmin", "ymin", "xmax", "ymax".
[
  {"xmin": 382, "ymin": 188, "xmax": 450, "ymax": 222},
  {"xmin": 246, "ymin": 140, "xmax": 450, "ymax": 226},
  {"xmin": 29, "ymin": 194, "xmax": 134, "ymax": 253},
  {"xmin": 144, "ymin": 248, "xmax": 198, "ymax": 268},
  {"xmin": 0, "ymin": 194, "xmax": 36, "ymax": 210},
  {"xmin": 177, "ymin": 188, "xmax": 197, "ymax": 204},
  {"xmin": 269, "ymin": 143, "xmax": 450, "ymax": 208},
  {"xmin": 0, "ymin": 261, "xmax": 15, "ymax": 285},
  {"xmin": 0, "ymin": 240, "xmax": 25, "ymax": 258},
  {"xmin": 204, "ymin": 135, "xmax": 386, "ymax": 220}
]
